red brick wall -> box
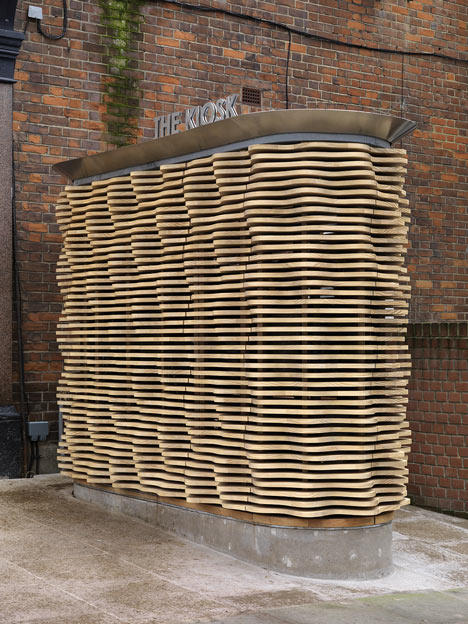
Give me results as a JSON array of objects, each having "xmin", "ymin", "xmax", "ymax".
[
  {"xmin": 13, "ymin": 0, "xmax": 108, "ymax": 436},
  {"xmin": 12, "ymin": 0, "xmax": 468, "ymax": 505},
  {"xmin": 407, "ymin": 323, "xmax": 468, "ymax": 515}
]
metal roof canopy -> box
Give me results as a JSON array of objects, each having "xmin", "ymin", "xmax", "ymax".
[{"xmin": 54, "ymin": 109, "xmax": 416, "ymax": 185}]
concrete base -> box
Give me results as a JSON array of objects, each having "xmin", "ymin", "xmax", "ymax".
[
  {"xmin": 74, "ymin": 483, "xmax": 393, "ymax": 580},
  {"xmin": 36, "ymin": 440, "xmax": 59, "ymax": 475}
]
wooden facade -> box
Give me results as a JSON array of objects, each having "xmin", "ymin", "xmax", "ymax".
[{"xmin": 56, "ymin": 111, "xmax": 412, "ymax": 525}]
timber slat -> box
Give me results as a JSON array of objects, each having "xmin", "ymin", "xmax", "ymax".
[{"xmin": 57, "ymin": 141, "xmax": 411, "ymax": 525}]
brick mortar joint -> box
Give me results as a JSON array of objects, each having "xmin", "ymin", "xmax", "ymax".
[{"xmin": 407, "ymin": 321, "xmax": 468, "ymax": 339}]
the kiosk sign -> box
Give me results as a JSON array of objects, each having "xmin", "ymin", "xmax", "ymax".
[{"xmin": 155, "ymin": 94, "xmax": 239, "ymax": 139}]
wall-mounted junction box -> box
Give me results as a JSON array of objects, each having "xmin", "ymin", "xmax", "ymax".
[
  {"xmin": 28, "ymin": 421, "xmax": 48, "ymax": 441},
  {"xmin": 27, "ymin": 6, "xmax": 43, "ymax": 20}
]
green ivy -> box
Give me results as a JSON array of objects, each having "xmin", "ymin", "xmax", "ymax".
[{"xmin": 99, "ymin": 0, "xmax": 144, "ymax": 147}]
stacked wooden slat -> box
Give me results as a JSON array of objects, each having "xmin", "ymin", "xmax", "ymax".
[{"xmin": 57, "ymin": 141, "xmax": 411, "ymax": 520}]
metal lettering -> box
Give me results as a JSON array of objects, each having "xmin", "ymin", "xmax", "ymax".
[
  {"xmin": 170, "ymin": 111, "xmax": 182, "ymax": 134},
  {"xmin": 215, "ymin": 98, "xmax": 226, "ymax": 120},
  {"xmin": 157, "ymin": 114, "xmax": 171, "ymax": 138},
  {"xmin": 158, "ymin": 94, "xmax": 240, "ymax": 138},
  {"xmin": 225, "ymin": 94, "xmax": 239, "ymax": 118},
  {"xmin": 185, "ymin": 106, "xmax": 200, "ymax": 130},
  {"xmin": 155, "ymin": 115, "xmax": 162, "ymax": 138},
  {"xmin": 201, "ymin": 102, "xmax": 216, "ymax": 125}
]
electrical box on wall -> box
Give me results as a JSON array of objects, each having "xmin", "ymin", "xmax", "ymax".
[
  {"xmin": 28, "ymin": 421, "xmax": 48, "ymax": 441},
  {"xmin": 27, "ymin": 6, "xmax": 43, "ymax": 20}
]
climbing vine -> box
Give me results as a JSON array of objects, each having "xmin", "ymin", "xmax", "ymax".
[{"xmin": 98, "ymin": 0, "xmax": 144, "ymax": 147}]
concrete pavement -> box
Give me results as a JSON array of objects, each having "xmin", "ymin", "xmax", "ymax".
[{"xmin": 0, "ymin": 474, "xmax": 467, "ymax": 623}]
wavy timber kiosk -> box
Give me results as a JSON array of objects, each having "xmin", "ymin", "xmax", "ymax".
[{"xmin": 54, "ymin": 109, "xmax": 415, "ymax": 579}]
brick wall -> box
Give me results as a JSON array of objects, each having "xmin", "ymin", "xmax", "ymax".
[
  {"xmin": 407, "ymin": 323, "xmax": 468, "ymax": 515},
  {"xmin": 12, "ymin": 0, "xmax": 467, "ymax": 504}
]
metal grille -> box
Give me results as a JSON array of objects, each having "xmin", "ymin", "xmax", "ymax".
[{"xmin": 242, "ymin": 86, "xmax": 261, "ymax": 106}]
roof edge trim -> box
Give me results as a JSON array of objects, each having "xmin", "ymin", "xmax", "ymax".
[{"xmin": 54, "ymin": 109, "xmax": 416, "ymax": 183}]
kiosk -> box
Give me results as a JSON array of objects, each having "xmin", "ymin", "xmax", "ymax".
[{"xmin": 54, "ymin": 109, "xmax": 415, "ymax": 578}]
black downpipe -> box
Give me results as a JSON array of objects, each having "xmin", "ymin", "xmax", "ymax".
[{"xmin": 12, "ymin": 142, "xmax": 30, "ymax": 477}]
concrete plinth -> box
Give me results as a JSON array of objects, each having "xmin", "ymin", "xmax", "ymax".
[{"xmin": 74, "ymin": 483, "xmax": 393, "ymax": 580}]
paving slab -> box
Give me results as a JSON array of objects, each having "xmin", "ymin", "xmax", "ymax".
[
  {"xmin": 208, "ymin": 590, "xmax": 468, "ymax": 624},
  {"xmin": 0, "ymin": 575, "xmax": 119, "ymax": 624}
]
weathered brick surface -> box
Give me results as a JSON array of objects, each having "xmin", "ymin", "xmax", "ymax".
[
  {"xmin": 12, "ymin": 0, "xmax": 467, "ymax": 507},
  {"xmin": 407, "ymin": 323, "xmax": 468, "ymax": 515}
]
